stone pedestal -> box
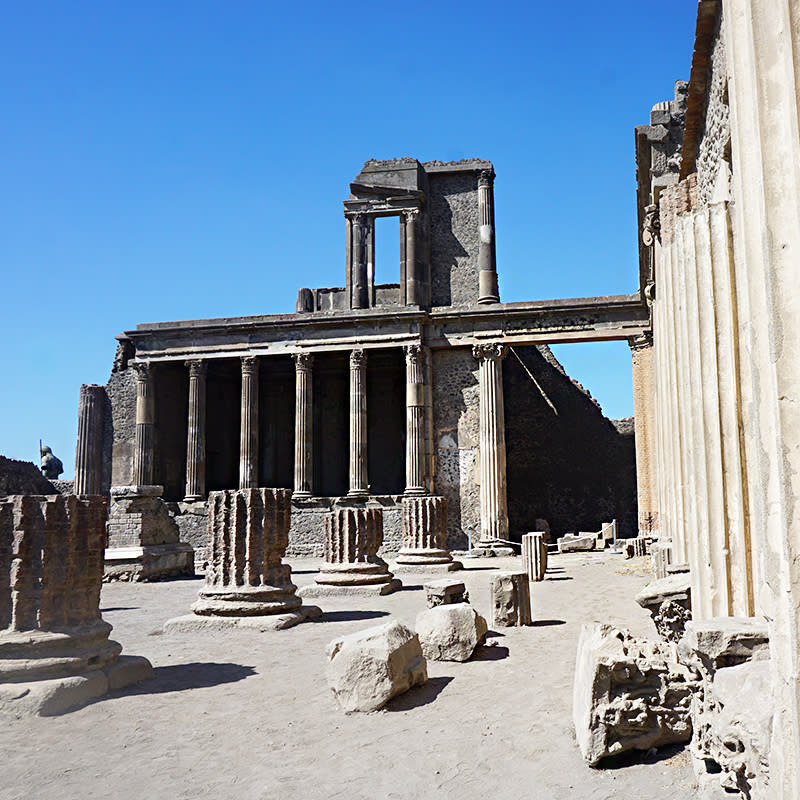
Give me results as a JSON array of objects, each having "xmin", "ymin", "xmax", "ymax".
[
  {"xmin": 0, "ymin": 495, "xmax": 151, "ymax": 717},
  {"xmin": 393, "ymin": 496, "xmax": 461, "ymax": 573},
  {"xmin": 105, "ymin": 485, "xmax": 194, "ymax": 581},
  {"xmin": 164, "ymin": 489, "xmax": 320, "ymax": 632},
  {"xmin": 522, "ymin": 532, "xmax": 547, "ymax": 582},
  {"xmin": 490, "ymin": 571, "xmax": 532, "ymax": 627},
  {"xmin": 299, "ymin": 506, "xmax": 401, "ymax": 597}
]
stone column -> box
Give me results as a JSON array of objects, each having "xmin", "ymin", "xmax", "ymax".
[
  {"xmin": 473, "ymin": 343, "xmax": 509, "ymax": 545},
  {"xmin": 348, "ymin": 349, "xmax": 368, "ymax": 498},
  {"xmin": 184, "ymin": 359, "xmax": 207, "ymax": 502},
  {"xmin": 351, "ymin": 214, "xmax": 368, "ymax": 309},
  {"xmin": 629, "ymin": 333, "xmax": 658, "ymax": 538},
  {"xmin": 74, "ymin": 384, "xmax": 105, "ymax": 496},
  {"xmin": 0, "ymin": 495, "xmax": 151, "ymax": 715},
  {"xmin": 477, "ymin": 170, "xmax": 499, "ymax": 304},
  {"xmin": 404, "ymin": 209, "xmax": 421, "ymax": 306},
  {"xmin": 131, "ymin": 363, "xmax": 154, "ymax": 487},
  {"xmin": 395, "ymin": 495, "xmax": 461, "ymax": 572},
  {"xmin": 404, "ymin": 344, "xmax": 426, "ymax": 495},
  {"xmin": 298, "ymin": 507, "xmax": 401, "ymax": 596},
  {"xmin": 293, "ymin": 353, "xmax": 314, "ymax": 498},
  {"xmin": 239, "ymin": 356, "xmax": 259, "ymax": 489}
]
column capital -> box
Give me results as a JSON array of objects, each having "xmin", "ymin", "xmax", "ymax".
[
  {"xmin": 131, "ymin": 361, "xmax": 152, "ymax": 382},
  {"xmin": 642, "ymin": 203, "xmax": 661, "ymax": 247},
  {"xmin": 478, "ymin": 169, "xmax": 495, "ymax": 188},
  {"xmin": 350, "ymin": 348, "xmax": 367, "ymax": 369},
  {"xmin": 240, "ymin": 356, "xmax": 258, "ymax": 375},
  {"xmin": 404, "ymin": 343, "xmax": 425, "ymax": 366},
  {"xmin": 628, "ymin": 332, "xmax": 654, "ymax": 351},
  {"xmin": 185, "ymin": 359, "xmax": 207, "ymax": 378},
  {"xmin": 472, "ymin": 342, "xmax": 508, "ymax": 362},
  {"xmin": 293, "ymin": 352, "xmax": 314, "ymax": 371},
  {"xmin": 402, "ymin": 208, "xmax": 420, "ymax": 223}
]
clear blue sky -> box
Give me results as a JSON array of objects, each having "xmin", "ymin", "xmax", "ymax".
[{"xmin": 1, "ymin": 1, "xmax": 697, "ymax": 478}]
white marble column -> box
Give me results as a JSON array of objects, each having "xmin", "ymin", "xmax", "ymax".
[
  {"xmin": 293, "ymin": 353, "xmax": 314, "ymax": 498},
  {"xmin": 184, "ymin": 359, "xmax": 207, "ymax": 502},
  {"xmin": 473, "ymin": 342, "xmax": 509, "ymax": 544},
  {"xmin": 239, "ymin": 356, "xmax": 259, "ymax": 489},
  {"xmin": 348, "ymin": 349, "xmax": 368, "ymax": 497},
  {"xmin": 132, "ymin": 363, "xmax": 154, "ymax": 487},
  {"xmin": 404, "ymin": 344, "xmax": 426, "ymax": 495}
]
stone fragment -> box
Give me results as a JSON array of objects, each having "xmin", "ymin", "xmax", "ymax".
[
  {"xmin": 522, "ymin": 532, "xmax": 547, "ymax": 581},
  {"xmin": 557, "ymin": 533, "xmax": 596, "ymax": 553},
  {"xmin": 0, "ymin": 495, "xmax": 151, "ymax": 717},
  {"xmin": 325, "ymin": 619, "xmax": 427, "ymax": 712},
  {"xmin": 573, "ymin": 623, "xmax": 697, "ymax": 766},
  {"xmin": 490, "ymin": 571, "xmax": 532, "ymax": 627},
  {"xmin": 636, "ymin": 572, "xmax": 692, "ymax": 643},
  {"xmin": 415, "ymin": 603, "xmax": 488, "ymax": 661},
  {"xmin": 650, "ymin": 538, "xmax": 673, "ymax": 579},
  {"xmin": 623, "ymin": 537, "xmax": 648, "ymax": 558},
  {"xmin": 299, "ymin": 506, "xmax": 401, "ymax": 597},
  {"xmin": 394, "ymin": 495, "xmax": 462, "ymax": 572},
  {"xmin": 164, "ymin": 488, "xmax": 320, "ymax": 632},
  {"xmin": 424, "ymin": 578, "xmax": 468, "ymax": 608},
  {"xmin": 596, "ymin": 520, "xmax": 616, "ymax": 549}
]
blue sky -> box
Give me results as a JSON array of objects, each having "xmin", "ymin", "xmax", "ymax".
[{"xmin": 0, "ymin": 1, "xmax": 697, "ymax": 477}]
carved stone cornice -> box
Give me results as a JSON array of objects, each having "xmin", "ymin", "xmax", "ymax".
[
  {"xmin": 472, "ymin": 342, "xmax": 508, "ymax": 362},
  {"xmin": 350, "ymin": 348, "xmax": 366, "ymax": 369},
  {"xmin": 293, "ymin": 352, "xmax": 314, "ymax": 371},
  {"xmin": 185, "ymin": 359, "xmax": 208, "ymax": 378}
]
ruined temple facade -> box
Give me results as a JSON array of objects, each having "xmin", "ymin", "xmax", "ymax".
[{"xmin": 98, "ymin": 158, "xmax": 647, "ymax": 558}]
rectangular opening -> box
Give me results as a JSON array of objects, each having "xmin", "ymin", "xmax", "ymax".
[{"xmin": 374, "ymin": 216, "xmax": 401, "ymax": 287}]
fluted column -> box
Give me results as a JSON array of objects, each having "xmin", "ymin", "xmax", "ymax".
[
  {"xmin": 404, "ymin": 344, "xmax": 427, "ymax": 495},
  {"xmin": 74, "ymin": 384, "xmax": 105, "ymax": 496},
  {"xmin": 348, "ymin": 349, "xmax": 368, "ymax": 497},
  {"xmin": 351, "ymin": 214, "xmax": 368, "ymax": 309},
  {"xmin": 477, "ymin": 170, "xmax": 499, "ymax": 303},
  {"xmin": 239, "ymin": 357, "xmax": 259, "ymax": 489},
  {"xmin": 131, "ymin": 363, "xmax": 154, "ymax": 486},
  {"xmin": 184, "ymin": 359, "xmax": 207, "ymax": 502},
  {"xmin": 404, "ymin": 209, "xmax": 421, "ymax": 306},
  {"xmin": 473, "ymin": 343, "xmax": 509, "ymax": 544},
  {"xmin": 293, "ymin": 353, "xmax": 314, "ymax": 498}
]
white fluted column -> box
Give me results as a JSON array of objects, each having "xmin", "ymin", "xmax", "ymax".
[
  {"xmin": 348, "ymin": 349, "xmax": 368, "ymax": 497},
  {"xmin": 184, "ymin": 359, "xmax": 207, "ymax": 502},
  {"xmin": 239, "ymin": 356, "xmax": 259, "ymax": 489},
  {"xmin": 404, "ymin": 344, "xmax": 426, "ymax": 495},
  {"xmin": 293, "ymin": 353, "xmax": 314, "ymax": 498},
  {"xmin": 132, "ymin": 363, "xmax": 154, "ymax": 487}
]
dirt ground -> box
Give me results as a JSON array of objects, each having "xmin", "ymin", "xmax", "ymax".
[{"xmin": 3, "ymin": 552, "xmax": 697, "ymax": 800}]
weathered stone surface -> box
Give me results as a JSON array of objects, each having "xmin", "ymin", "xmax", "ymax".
[
  {"xmin": 623, "ymin": 537, "xmax": 648, "ymax": 558},
  {"xmin": 0, "ymin": 495, "xmax": 151, "ymax": 716},
  {"xmin": 636, "ymin": 572, "xmax": 692, "ymax": 643},
  {"xmin": 490, "ymin": 571, "xmax": 532, "ymax": 627},
  {"xmin": 395, "ymin": 495, "xmax": 461, "ymax": 572},
  {"xmin": 651, "ymin": 538, "xmax": 673, "ymax": 579},
  {"xmin": 0, "ymin": 456, "xmax": 58, "ymax": 496},
  {"xmin": 325, "ymin": 619, "xmax": 427, "ymax": 712},
  {"xmin": 558, "ymin": 533, "xmax": 596, "ymax": 553},
  {"xmin": 573, "ymin": 623, "xmax": 697, "ymax": 766},
  {"xmin": 415, "ymin": 603, "xmax": 487, "ymax": 661},
  {"xmin": 522, "ymin": 532, "xmax": 547, "ymax": 581},
  {"xmin": 424, "ymin": 578, "xmax": 468, "ymax": 608}
]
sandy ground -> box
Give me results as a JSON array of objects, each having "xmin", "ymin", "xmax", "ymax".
[{"xmin": 3, "ymin": 552, "xmax": 696, "ymax": 800}]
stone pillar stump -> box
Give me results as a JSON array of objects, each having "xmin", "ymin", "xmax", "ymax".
[
  {"xmin": 0, "ymin": 495, "xmax": 151, "ymax": 716},
  {"xmin": 394, "ymin": 496, "xmax": 462, "ymax": 573},
  {"xmin": 299, "ymin": 506, "xmax": 401, "ymax": 597},
  {"xmin": 490, "ymin": 571, "xmax": 532, "ymax": 627},
  {"xmin": 522, "ymin": 532, "xmax": 547, "ymax": 582},
  {"xmin": 74, "ymin": 383, "xmax": 105, "ymax": 497},
  {"xmin": 165, "ymin": 489, "xmax": 320, "ymax": 632}
]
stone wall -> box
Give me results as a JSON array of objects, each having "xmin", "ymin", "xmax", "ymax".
[
  {"xmin": 0, "ymin": 456, "xmax": 59, "ymax": 496},
  {"xmin": 106, "ymin": 365, "xmax": 137, "ymax": 489}
]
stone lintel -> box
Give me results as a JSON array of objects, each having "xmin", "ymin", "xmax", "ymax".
[{"xmin": 110, "ymin": 485, "xmax": 163, "ymax": 498}]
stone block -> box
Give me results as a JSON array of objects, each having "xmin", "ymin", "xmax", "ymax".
[
  {"xmin": 636, "ymin": 572, "xmax": 692, "ymax": 643},
  {"xmin": 415, "ymin": 603, "xmax": 487, "ymax": 661},
  {"xmin": 557, "ymin": 533, "xmax": 596, "ymax": 553},
  {"xmin": 522, "ymin": 532, "xmax": 547, "ymax": 581},
  {"xmin": 573, "ymin": 623, "xmax": 697, "ymax": 766},
  {"xmin": 424, "ymin": 578, "xmax": 468, "ymax": 608},
  {"xmin": 490, "ymin": 571, "xmax": 532, "ymax": 627},
  {"xmin": 325, "ymin": 619, "xmax": 427, "ymax": 713}
]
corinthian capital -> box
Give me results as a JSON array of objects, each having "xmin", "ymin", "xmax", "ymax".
[
  {"xmin": 472, "ymin": 342, "xmax": 508, "ymax": 362},
  {"xmin": 404, "ymin": 343, "xmax": 424, "ymax": 366},
  {"xmin": 350, "ymin": 348, "xmax": 366, "ymax": 368}
]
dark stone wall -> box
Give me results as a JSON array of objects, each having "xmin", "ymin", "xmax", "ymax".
[
  {"xmin": 258, "ymin": 356, "xmax": 294, "ymax": 489},
  {"xmin": 153, "ymin": 362, "xmax": 188, "ymax": 502},
  {"xmin": 366, "ymin": 349, "xmax": 405, "ymax": 494},
  {"xmin": 0, "ymin": 456, "xmax": 59, "ymax": 495},
  {"xmin": 503, "ymin": 345, "xmax": 637, "ymax": 539},
  {"xmin": 206, "ymin": 359, "xmax": 240, "ymax": 493},
  {"xmin": 428, "ymin": 172, "xmax": 480, "ymax": 307},
  {"xmin": 106, "ymin": 365, "xmax": 137, "ymax": 488},
  {"xmin": 313, "ymin": 352, "xmax": 348, "ymax": 496}
]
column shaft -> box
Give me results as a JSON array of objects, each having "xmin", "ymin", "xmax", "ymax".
[
  {"xmin": 477, "ymin": 170, "xmax": 499, "ymax": 303},
  {"xmin": 405, "ymin": 210, "xmax": 419, "ymax": 306},
  {"xmin": 74, "ymin": 384, "xmax": 105, "ymax": 496},
  {"xmin": 348, "ymin": 349, "xmax": 368, "ymax": 497},
  {"xmin": 293, "ymin": 353, "xmax": 314, "ymax": 497},
  {"xmin": 629, "ymin": 334, "xmax": 657, "ymax": 537},
  {"xmin": 239, "ymin": 357, "xmax": 259, "ymax": 489},
  {"xmin": 404, "ymin": 344, "xmax": 426, "ymax": 494},
  {"xmin": 184, "ymin": 360, "xmax": 207, "ymax": 502},
  {"xmin": 132, "ymin": 363, "xmax": 154, "ymax": 486}
]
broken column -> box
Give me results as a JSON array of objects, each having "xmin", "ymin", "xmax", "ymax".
[
  {"xmin": 490, "ymin": 570, "xmax": 532, "ymax": 627},
  {"xmin": 164, "ymin": 488, "xmax": 320, "ymax": 631},
  {"xmin": 299, "ymin": 506, "xmax": 401, "ymax": 597},
  {"xmin": 394, "ymin": 495, "xmax": 462, "ymax": 572},
  {"xmin": 522, "ymin": 532, "xmax": 547, "ymax": 581},
  {"xmin": 0, "ymin": 495, "xmax": 151, "ymax": 717},
  {"xmin": 73, "ymin": 383, "xmax": 105, "ymax": 497}
]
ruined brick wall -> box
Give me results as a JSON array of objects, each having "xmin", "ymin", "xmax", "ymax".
[
  {"xmin": 695, "ymin": 8, "xmax": 730, "ymax": 205},
  {"xmin": 503, "ymin": 345, "xmax": 637, "ymax": 539},
  {"xmin": 105, "ymin": 366, "xmax": 137, "ymax": 488},
  {"xmin": 427, "ymin": 172, "xmax": 481, "ymax": 307},
  {"xmin": 0, "ymin": 456, "xmax": 59, "ymax": 496},
  {"xmin": 431, "ymin": 347, "xmax": 481, "ymax": 549}
]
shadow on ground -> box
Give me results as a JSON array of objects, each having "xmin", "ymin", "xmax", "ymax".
[
  {"xmin": 118, "ymin": 662, "xmax": 257, "ymax": 696},
  {"xmin": 385, "ymin": 676, "xmax": 454, "ymax": 711},
  {"xmin": 597, "ymin": 742, "xmax": 690, "ymax": 770},
  {"xmin": 100, "ymin": 607, "xmax": 139, "ymax": 613},
  {"xmin": 316, "ymin": 610, "xmax": 390, "ymax": 623},
  {"xmin": 532, "ymin": 619, "xmax": 566, "ymax": 627},
  {"xmin": 471, "ymin": 644, "xmax": 510, "ymax": 661}
]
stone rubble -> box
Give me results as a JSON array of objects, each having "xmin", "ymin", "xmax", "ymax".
[
  {"xmin": 424, "ymin": 578, "xmax": 469, "ymax": 608},
  {"xmin": 557, "ymin": 533, "xmax": 596, "ymax": 553}
]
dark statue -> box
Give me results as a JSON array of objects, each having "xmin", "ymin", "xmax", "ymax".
[{"xmin": 40, "ymin": 445, "xmax": 64, "ymax": 480}]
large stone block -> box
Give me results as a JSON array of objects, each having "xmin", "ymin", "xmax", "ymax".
[
  {"xmin": 325, "ymin": 620, "xmax": 427, "ymax": 712},
  {"xmin": 490, "ymin": 571, "xmax": 532, "ymax": 627},
  {"xmin": 0, "ymin": 495, "xmax": 151, "ymax": 716},
  {"xmin": 424, "ymin": 578, "xmax": 468, "ymax": 608},
  {"xmin": 557, "ymin": 533, "xmax": 596, "ymax": 553},
  {"xmin": 415, "ymin": 603, "xmax": 487, "ymax": 661},
  {"xmin": 573, "ymin": 623, "xmax": 697, "ymax": 765}
]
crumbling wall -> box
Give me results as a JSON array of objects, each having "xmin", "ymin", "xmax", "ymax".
[
  {"xmin": 106, "ymin": 365, "xmax": 137, "ymax": 488},
  {"xmin": 0, "ymin": 456, "xmax": 59, "ymax": 495}
]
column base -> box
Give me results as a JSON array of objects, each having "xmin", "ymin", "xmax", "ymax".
[
  {"xmin": 163, "ymin": 605, "xmax": 322, "ymax": 634},
  {"xmin": 104, "ymin": 543, "xmax": 195, "ymax": 582},
  {"xmin": 469, "ymin": 540, "xmax": 517, "ymax": 557},
  {"xmin": 183, "ymin": 495, "xmax": 205, "ymax": 503},
  {"xmin": 293, "ymin": 490, "xmax": 313, "ymax": 500},
  {"xmin": 346, "ymin": 489, "xmax": 369, "ymax": 499},
  {"xmin": 403, "ymin": 487, "xmax": 428, "ymax": 497}
]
